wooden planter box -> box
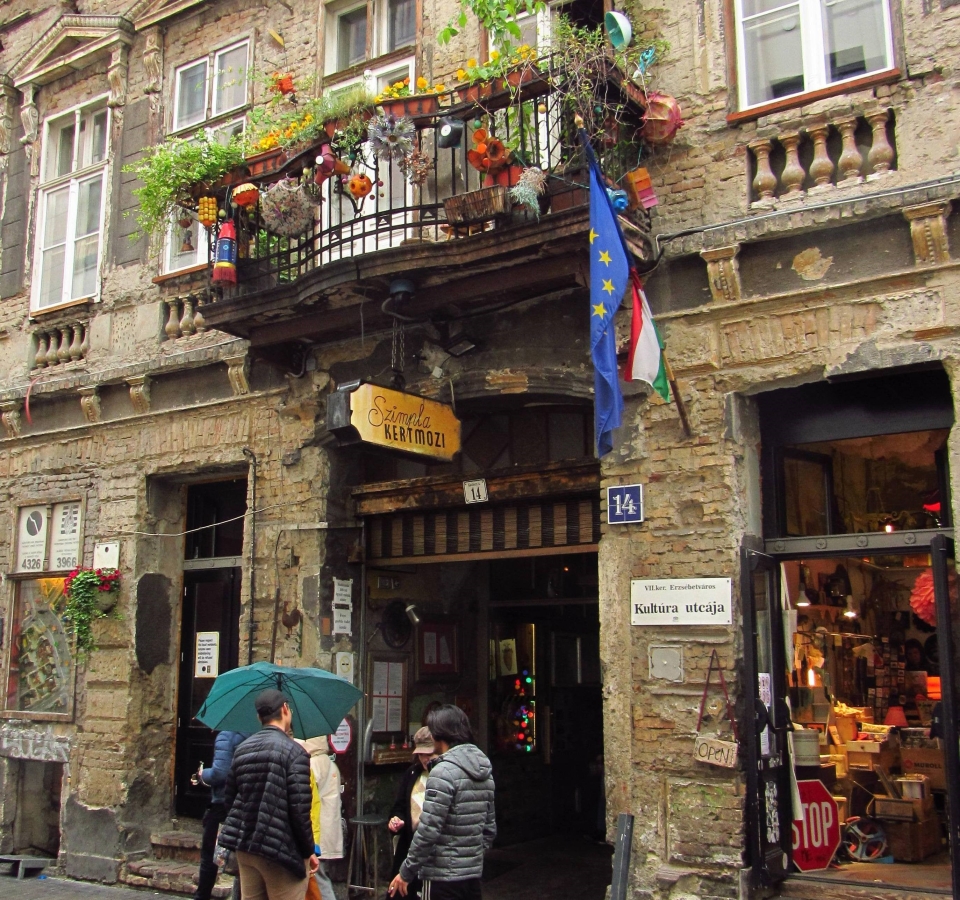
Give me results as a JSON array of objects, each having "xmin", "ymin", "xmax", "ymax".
[
  {"xmin": 548, "ymin": 166, "xmax": 588, "ymax": 212},
  {"xmin": 379, "ymin": 95, "xmax": 441, "ymax": 120},
  {"xmin": 444, "ymin": 185, "xmax": 511, "ymax": 224}
]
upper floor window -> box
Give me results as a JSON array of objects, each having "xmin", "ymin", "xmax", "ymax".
[
  {"xmin": 33, "ymin": 101, "xmax": 109, "ymax": 311},
  {"xmin": 326, "ymin": 0, "xmax": 415, "ymax": 75},
  {"xmin": 172, "ymin": 40, "xmax": 249, "ymax": 133},
  {"xmin": 735, "ymin": 0, "xmax": 894, "ymax": 109}
]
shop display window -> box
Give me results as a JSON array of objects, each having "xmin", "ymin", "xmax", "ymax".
[
  {"xmin": 778, "ymin": 429, "xmax": 948, "ymax": 536},
  {"xmin": 5, "ymin": 578, "xmax": 74, "ymax": 716}
]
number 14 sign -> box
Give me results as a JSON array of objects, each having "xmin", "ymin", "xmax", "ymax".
[{"xmin": 606, "ymin": 484, "xmax": 644, "ymax": 525}]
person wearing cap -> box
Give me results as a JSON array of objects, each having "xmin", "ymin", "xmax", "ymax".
[
  {"xmin": 386, "ymin": 727, "xmax": 438, "ymax": 900},
  {"xmin": 389, "ymin": 706, "xmax": 495, "ymax": 900},
  {"xmin": 219, "ymin": 689, "xmax": 319, "ymax": 900}
]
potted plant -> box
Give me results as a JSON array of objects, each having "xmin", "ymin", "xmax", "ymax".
[
  {"xmin": 375, "ymin": 77, "xmax": 447, "ymax": 120},
  {"xmin": 123, "ymin": 132, "xmax": 246, "ymax": 244},
  {"xmin": 63, "ymin": 567, "xmax": 121, "ymax": 656}
]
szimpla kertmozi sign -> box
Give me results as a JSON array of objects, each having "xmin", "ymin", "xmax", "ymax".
[
  {"xmin": 630, "ymin": 578, "xmax": 733, "ymax": 625},
  {"xmin": 326, "ymin": 382, "xmax": 461, "ymax": 462}
]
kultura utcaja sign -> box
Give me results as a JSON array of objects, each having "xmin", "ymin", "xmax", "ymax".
[{"xmin": 630, "ymin": 578, "xmax": 733, "ymax": 625}]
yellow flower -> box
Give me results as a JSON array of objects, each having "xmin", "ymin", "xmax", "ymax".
[
  {"xmin": 416, "ymin": 76, "xmax": 428, "ymax": 90},
  {"xmin": 490, "ymin": 50, "xmax": 500, "ymax": 60},
  {"xmin": 394, "ymin": 81, "xmax": 404, "ymax": 89},
  {"xmin": 519, "ymin": 44, "xmax": 530, "ymax": 53},
  {"xmin": 467, "ymin": 58, "xmax": 477, "ymax": 68},
  {"xmin": 374, "ymin": 94, "xmax": 382, "ymax": 102},
  {"xmin": 456, "ymin": 68, "xmax": 467, "ymax": 81},
  {"xmin": 433, "ymin": 83, "xmax": 445, "ymax": 92}
]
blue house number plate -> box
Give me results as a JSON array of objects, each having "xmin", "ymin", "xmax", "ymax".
[{"xmin": 606, "ymin": 484, "xmax": 644, "ymax": 525}]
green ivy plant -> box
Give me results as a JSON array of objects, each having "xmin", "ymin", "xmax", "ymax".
[
  {"xmin": 123, "ymin": 132, "xmax": 246, "ymax": 243},
  {"xmin": 63, "ymin": 568, "xmax": 121, "ymax": 657},
  {"xmin": 438, "ymin": 0, "xmax": 546, "ymax": 55}
]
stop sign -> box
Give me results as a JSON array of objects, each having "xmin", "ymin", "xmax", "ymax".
[{"xmin": 791, "ymin": 780, "xmax": 840, "ymax": 871}]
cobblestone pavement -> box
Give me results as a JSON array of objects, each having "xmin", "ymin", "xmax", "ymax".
[{"xmin": 0, "ymin": 879, "xmax": 165, "ymax": 900}]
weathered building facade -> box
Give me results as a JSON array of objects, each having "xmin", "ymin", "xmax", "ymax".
[{"xmin": 0, "ymin": 0, "xmax": 959, "ymax": 899}]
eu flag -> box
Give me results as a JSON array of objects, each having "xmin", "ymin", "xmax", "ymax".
[{"xmin": 588, "ymin": 155, "xmax": 629, "ymax": 457}]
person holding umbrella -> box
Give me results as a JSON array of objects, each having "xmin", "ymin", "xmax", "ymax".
[
  {"xmin": 192, "ymin": 730, "xmax": 250, "ymax": 900},
  {"xmin": 218, "ymin": 690, "xmax": 319, "ymax": 900}
]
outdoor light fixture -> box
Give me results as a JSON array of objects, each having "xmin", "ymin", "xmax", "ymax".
[
  {"xmin": 405, "ymin": 603, "xmax": 420, "ymax": 625},
  {"xmin": 437, "ymin": 117, "xmax": 464, "ymax": 149},
  {"xmin": 843, "ymin": 595, "xmax": 859, "ymax": 619},
  {"xmin": 796, "ymin": 594, "xmax": 811, "ymax": 608}
]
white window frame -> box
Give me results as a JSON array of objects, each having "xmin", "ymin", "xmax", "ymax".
[
  {"xmin": 326, "ymin": 0, "xmax": 370, "ymax": 75},
  {"xmin": 170, "ymin": 38, "xmax": 250, "ymax": 136},
  {"xmin": 30, "ymin": 97, "xmax": 110, "ymax": 314},
  {"xmin": 733, "ymin": 0, "xmax": 895, "ymax": 111},
  {"xmin": 163, "ymin": 117, "xmax": 245, "ymax": 274},
  {"xmin": 380, "ymin": 0, "xmax": 416, "ymax": 56}
]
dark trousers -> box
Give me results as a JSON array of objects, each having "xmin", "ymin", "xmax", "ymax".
[
  {"xmin": 422, "ymin": 879, "xmax": 482, "ymax": 900},
  {"xmin": 195, "ymin": 802, "xmax": 228, "ymax": 900}
]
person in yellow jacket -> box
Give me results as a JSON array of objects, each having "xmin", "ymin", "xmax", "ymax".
[{"xmin": 296, "ymin": 736, "xmax": 343, "ymax": 900}]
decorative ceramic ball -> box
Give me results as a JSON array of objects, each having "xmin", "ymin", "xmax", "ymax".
[{"xmin": 348, "ymin": 173, "xmax": 373, "ymax": 198}]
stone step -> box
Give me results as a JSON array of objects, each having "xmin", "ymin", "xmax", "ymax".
[
  {"xmin": 776, "ymin": 876, "xmax": 948, "ymax": 900},
  {"xmin": 151, "ymin": 830, "xmax": 203, "ymax": 863},
  {"xmin": 121, "ymin": 858, "xmax": 232, "ymax": 898}
]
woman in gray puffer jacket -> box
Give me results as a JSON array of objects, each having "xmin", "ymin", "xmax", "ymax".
[{"xmin": 390, "ymin": 705, "xmax": 496, "ymax": 900}]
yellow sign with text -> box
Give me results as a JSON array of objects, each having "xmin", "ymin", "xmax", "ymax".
[{"xmin": 350, "ymin": 383, "xmax": 460, "ymax": 461}]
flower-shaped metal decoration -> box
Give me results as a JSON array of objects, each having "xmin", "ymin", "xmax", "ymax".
[{"xmin": 367, "ymin": 113, "xmax": 416, "ymax": 165}]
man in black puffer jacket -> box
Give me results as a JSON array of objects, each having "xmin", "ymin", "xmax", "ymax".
[{"xmin": 220, "ymin": 689, "xmax": 319, "ymax": 900}]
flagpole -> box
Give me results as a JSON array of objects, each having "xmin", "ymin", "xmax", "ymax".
[{"xmin": 661, "ymin": 351, "xmax": 693, "ymax": 438}]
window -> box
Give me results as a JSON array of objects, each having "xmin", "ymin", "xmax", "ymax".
[
  {"xmin": 338, "ymin": 6, "xmax": 368, "ymax": 70},
  {"xmin": 166, "ymin": 42, "xmax": 248, "ymax": 273},
  {"xmin": 735, "ymin": 0, "xmax": 894, "ymax": 109},
  {"xmin": 172, "ymin": 40, "xmax": 249, "ymax": 134},
  {"xmin": 33, "ymin": 102, "xmax": 109, "ymax": 311},
  {"xmin": 326, "ymin": 0, "xmax": 416, "ymax": 74},
  {"xmin": 5, "ymin": 502, "xmax": 83, "ymax": 718},
  {"xmin": 386, "ymin": 0, "xmax": 416, "ymax": 51}
]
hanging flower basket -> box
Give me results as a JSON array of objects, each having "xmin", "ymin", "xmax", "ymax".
[
  {"xmin": 64, "ymin": 567, "xmax": 121, "ymax": 655},
  {"xmin": 642, "ymin": 92, "xmax": 684, "ymax": 145},
  {"xmin": 259, "ymin": 178, "xmax": 318, "ymax": 237}
]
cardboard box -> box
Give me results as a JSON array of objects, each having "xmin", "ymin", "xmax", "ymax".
[
  {"xmin": 901, "ymin": 746, "xmax": 946, "ymax": 791},
  {"xmin": 872, "ymin": 794, "xmax": 935, "ymax": 822},
  {"xmin": 846, "ymin": 739, "xmax": 900, "ymax": 772},
  {"xmin": 884, "ymin": 816, "xmax": 942, "ymax": 862}
]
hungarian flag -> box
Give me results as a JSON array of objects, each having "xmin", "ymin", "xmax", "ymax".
[{"xmin": 625, "ymin": 272, "xmax": 670, "ymax": 401}]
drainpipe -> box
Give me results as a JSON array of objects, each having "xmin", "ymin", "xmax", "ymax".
[
  {"xmin": 356, "ymin": 517, "xmax": 368, "ymax": 815},
  {"xmin": 242, "ymin": 448, "xmax": 257, "ymax": 664}
]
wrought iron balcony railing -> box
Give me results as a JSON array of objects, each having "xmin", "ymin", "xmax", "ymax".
[{"xmin": 206, "ymin": 69, "xmax": 647, "ymax": 300}]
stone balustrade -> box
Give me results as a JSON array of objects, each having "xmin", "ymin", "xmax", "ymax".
[
  {"xmin": 747, "ymin": 109, "xmax": 895, "ymax": 205},
  {"xmin": 32, "ymin": 320, "xmax": 89, "ymax": 369},
  {"xmin": 164, "ymin": 293, "xmax": 208, "ymax": 340}
]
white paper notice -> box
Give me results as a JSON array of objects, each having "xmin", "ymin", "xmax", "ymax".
[
  {"xmin": 333, "ymin": 606, "xmax": 352, "ymax": 635},
  {"xmin": 330, "ymin": 719, "xmax": 352, "ymax": 754},
  {"xmin": 758, "ymin": 673, "xmax": 772, "ymax": 756},
  {"xmin": 333, "ymin": 578, "xmax": 353, "ymax": 607},
  {"xmin": 195, "ymin": 632, "xmax": 220, "ymax": 677},
  {"xmin": 388, "ymin": 662, "xmax": 404, "ymax": 696},
  {"xmin": 50, "ymin": 502, "xmax": 82, "ymax": 571},
  {"xmin": 373, "ymin": 661, "xmax": 389, "ymax": 695},
  {"xmin": 372, "ymin": 696, "xmax": 387, "ymax": 731},
  {"xmin": 16, "ymin": 506, "xmax": 48, "ymax": 573},
  {"xmin": 424, "ymin": 632, "xmax": 438, "ymax": 665},
  {"xmin": 439, "ymin": 637, "xmax": 452, "ymax": 666},
  {"xmin": 386, "ymin": 698, "xmax": 403, "ymax": 731}
]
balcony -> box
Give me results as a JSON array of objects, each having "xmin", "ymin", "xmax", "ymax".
[{"xmin": 197, "ymin": 66, "xmax": 652, "ymax": 351}]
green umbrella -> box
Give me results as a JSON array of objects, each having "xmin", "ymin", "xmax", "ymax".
[{"xmin": 197, "ymin": 661, "xmax": 363, "ymax": 739}]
